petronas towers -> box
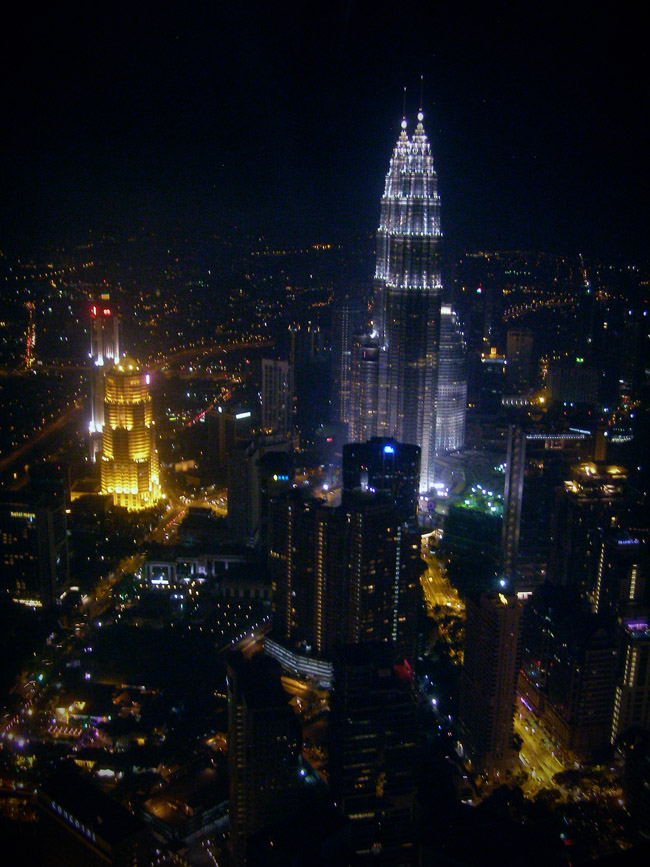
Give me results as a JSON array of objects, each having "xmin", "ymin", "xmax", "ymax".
[{"xmin": 348, "ymin": 110, "xmax": 465, "ymax": 491}]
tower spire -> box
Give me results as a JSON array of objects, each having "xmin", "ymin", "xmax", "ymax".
[{"xmin": 400, "ymin": 86, "xmax": 408, "ymax": 135}]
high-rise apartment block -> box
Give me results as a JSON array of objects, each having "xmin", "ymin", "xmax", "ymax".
[
  {"xmin": 548, "ymin": 461, "xmax": 627, "ymax": 605},
  {"xmin": 269, "ymin": 491, "xmax": 422, "ymax": 662},
  {"xmin": 331, "ymin": 300, "xmax": 367, "ymax": 429},
  {"xmin": 227, "ymin": 434, "xmax": 293, "ymax": 546},
  {"xmin": 458, "ymin": 593, "xmax": 523, "ymax": 777},
  {"xmin": 349, "ymin": 333, "xmax": 380, "ymax": 443},
  {"xmin": 612, "ymin": 619, "xmax": 650, "ymax": 745},
  {"xmin": 519, "ymin": 582, "xmax": 619, "ymax": 760},
  {"xmin": 0, "ymin": 464, "xmax": 70, "ymax": 607},
  {"xmin": 227, "ymin": 653, "xmax": 302, "ymax": 866},
  {"xmin": 100, "ymin": 357, "xmax": 161, "ymax": 510}
]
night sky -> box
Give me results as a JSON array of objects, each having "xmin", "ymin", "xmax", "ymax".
[{"xmin": 2, "ymin": 2, "xmax": 648, "ymax": 258}]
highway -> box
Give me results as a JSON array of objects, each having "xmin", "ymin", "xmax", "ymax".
[{"xmin": 0, "ymin": 400, "xmax": 84, "ymax": 475}]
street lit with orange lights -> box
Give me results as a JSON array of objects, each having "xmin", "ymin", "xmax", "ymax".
[{"xmin": 514, "ymin": 695, "xmax": 569, "ymax": 795}]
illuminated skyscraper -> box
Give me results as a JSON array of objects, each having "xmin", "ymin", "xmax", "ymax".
[
  {"xmin": 269, "ymin": 491, "xmax": 422, "ymax": 661},
  {"xmin": 434, "ymin": 305, "xmax": 467, "ymax": 453},
  {"xmin": 100, "ymin": 357, "xmax": 161, "ymax": 510},
  {"xmin": 370, "ymin": 111, "xmax": 443, "ymax": 491},
  {"xmin": 349, "ymin": 333, "xmax": 380, "ymax": 442},
  {"xmin": 331, "ymin": 299, "xmax": 367, "ymax": 428},
  {"xmin": 90, "ymin": 297, "xmax": 121, "ymax": 367},
  {"xmin": 501, "ymin": 424, "xmax": 526, "ymax": 582},
  {"xmin": 88, "ymin": 297, "xmax": 121, "ymax": 460}
]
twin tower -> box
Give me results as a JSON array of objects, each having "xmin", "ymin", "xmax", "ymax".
[{"xmin": 348, "ymin": 112, "xmax": 466, "ymax": 491}]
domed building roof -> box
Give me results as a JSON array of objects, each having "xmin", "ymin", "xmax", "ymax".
[{"xmin": 110, "ymin": 355, "xmax": 141, "ymax": 375}]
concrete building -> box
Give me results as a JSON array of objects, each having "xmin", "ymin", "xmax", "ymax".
[
  {"xmin": 227, "ymin": 653, "xmax": 302, "ymax": 866},
  {"xmin": 458, "ymin": 593, "xmax": 523, "ymax": 777},
  {"xmin": 329, "ymin": 643, "xmax": 419, "ymax": 864},
  {"xmin": 261, "ymin": 358, "xmax": 293, "ymax": 436},
  {"xmin": 612, "ymin": 619, "xmax": 650, "ymax": 744},
  {"xmin": 342, "ymin": 437, "xmax": 420, "ymax": 523},
  {"xmin": 434, "ymin": 305, "xmax": 467, "ymax": 454},
  {"xmin": 269, "ymin": 491, "xmax": 422, "ymax": 662}
]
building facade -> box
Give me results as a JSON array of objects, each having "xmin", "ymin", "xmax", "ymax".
[
  {"xmin": 374, "ymin": 113, "xmax": 442, "ymax": 493},
  {"xmin": 329, "ymin": 644, "xmax": 419, "ymax": 864},
  {"xmin": 458, "ymin": 593, "xmax": 523, "ymax": 777},
  {"xmin": 434, "ymin": 305, "xmax": 467, "ymax": 454},
  {"xmin": 612, "ymin": 619, "xmax": 650, "ymax": 744},
  {"xmin": 100, "ymin": 357, "xmax": 161, "ymax": 510},
  {"xmin": 88, "ymin": 297, "xmax": 121, "ymax": 461},
  {"xmin": 227, "ymin": 653, "xmax": 302, "ymax": 866},
  {"xmin": 349, "ymin": 112, "xmax": 443, "ymax": 492},
  {"xmin": 261, "ymin": 358, "xmax": 293, "ymax": 437},
  {"xmin": 269, "ymin": 491, "xmax": 422, "ymax": 662}
]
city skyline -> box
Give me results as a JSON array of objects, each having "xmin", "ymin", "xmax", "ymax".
[
  {"xmin": 1, "ymin": 5, "xmax": 649, "ymax": 863},
  {"xmin": 1, "ymin": 2, "xmax": 648, "ymax": 259}
]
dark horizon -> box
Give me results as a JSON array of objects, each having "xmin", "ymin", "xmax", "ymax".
[{"xmin": 1, "ymin": 2, "xmax": 648, "ymax": 261}]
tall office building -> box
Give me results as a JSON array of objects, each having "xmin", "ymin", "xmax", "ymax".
[
  {"xmin": 331, "ymin": 300, "xmax": 367, "ymax": 428},
  {"xmin": 88, "ymin": 297, "xmax": 121, "ymax": 461},
  {"xmin": 261, "ymin": 358, "xmax": 293, "ymax": 436},
  {"xmin": 611, "ymin": 619, "xmax": 650, "ymax": 744},
  {"xmin": 227, "ymin": 433, "xmax": 292, "ymax": 546},
  {"xmin": 349, "ymin": 333, "xmax": 380, "ymax": 442},
  {"xmin": 342, "ymin": 437, "xmax": 420, "ymax": 522},
  {"xmin": 505, "ymin": 327, "xmax": 533, "ymax": 391},
  {"xmin": 371, "ymin": 111, "xmax": 443, "ymax": 492},
  {"xmin": 458, "ymin": 593, "xmax": 523, "ymax": 777},
  {"xmin": 329, "ymin": 644, "xmax": 419, "ymax": 864},
  {"xmin": 592, "ymin": 530, "xmax": 647, "ymax": 617},
  {"xmin": 548, "ymin": 461, "xmax": 627, "ymax": 603},
  {"xmin": 227, "ymin": 653, "xmax": 302, "ymax": 866},
  {"xmin": 501, "ymin": 424, "xmax": 526, "ymax": 583},
  {"xmin": 0, "ymin": 474, "xmax": 70, "ymax": 607},
  {"xmin": 434, "ymin": 305, "xmax": 467, "ymax": 454},
  {"xmin": 100, "ymin": 357, "xmax": 161, "ymax": 510}
]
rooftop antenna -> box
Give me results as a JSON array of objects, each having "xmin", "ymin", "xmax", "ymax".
[
  {"xmin": 401, "ymin": 86, "xmax": 408, "ymax": 130},
  {"xmin": 418, "ymin": 74, "xmax": 424, "ymax": 121}
]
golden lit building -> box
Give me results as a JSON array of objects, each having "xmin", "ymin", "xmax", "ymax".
[{"xmin": 100, "ymin": 357, "xmax": 161, "ymax": 509}]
